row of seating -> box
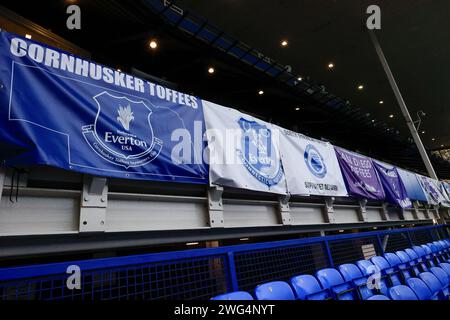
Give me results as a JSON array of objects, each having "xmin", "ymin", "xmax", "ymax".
[{"xmin": 212, "ymin": 239, "xmax": 450, "ymax": 300}]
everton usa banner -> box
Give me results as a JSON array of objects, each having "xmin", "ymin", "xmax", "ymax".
[
  {"xmin": 203, "ymin": 101, "xmax": 287, "ymax": 194},
  {"xmin": 373, "ymin": 161, "xmax": 412, "ymax": 208},
  {"xmin": 279, "ymin": 129, "xmax": 347, "ymax": 196},
  {"xmin": 0, "ymin": 31, "xmax": 208, "ymax": 183},
  {"xmin": 334, "ymin": 147, "xmax": 385, "ymax": 200}
]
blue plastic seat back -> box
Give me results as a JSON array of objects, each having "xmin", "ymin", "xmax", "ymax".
[
  {"xmin": 418, "ymin": 272, "xmax": 442, "ymax": 299},
  {"xmin": 338, "ymin": 263, "xmax": 363, "ymax": 282},
  {"xmin": 412, "ymin": 246, "xmax": 426, "ymax": 258},
  {"xmin": 389, "ymin": 285, "xmax": 418, "ymax": 300},
  {"xmin": 384, "ymin": 252, "xmax": 405, "ymax": 284},
  {"xmin": 356, "ymin": 259, "xmax": 375, "ymax": 276},
  {"xmin": 212, "ymin": 291, "xmax": 254, "ymax": 300},
  {"xmin": 315, "ymin": 268, "xmax": 355, "ymax": 300},
  {"xmin": 395, "ymin": 250, "xmax": 411, "ymax": 263},
  {"xmin": 405, "ymin": 248, "xmax": 419, "ymax": 261},
  {"xmin": 338, "ymin": 263, "xmax": 374, "ymax": 300},
  {"xmin": 384, "ymin": 253, "xmax": 401, "ymax": 268},
  {"xmin": 429, "ymin": 267, "xmax": 450, "ymax": 292},
  {"xmin": 370, "ymin": 256, "xmax": 390, "ymax": 272},
  {"xmin": 439, "ymin": 263, "xmax": 450, "ymax": 277},
  {"xmin": 254, "ymin": 281, "xmax": 295, "ymax": 300},
  {"xmin": 357, "ymin": 259, "xmax": 388, "ymax": 296},
  {"xmin": 406, "ymin": 278, "xmax": 432, "ymax": 300},
  {"xmin": 290, "ymin": 274, "xmax": 330, "ymax": 300},
  {"xmin": 367, "ymin": 294, "xmax": 390, "ymax": 300}
]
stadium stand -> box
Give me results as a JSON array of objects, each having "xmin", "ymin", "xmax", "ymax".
[{"xmin": 1, "ymin": 225, "xmax": 449, "ymax": 301}]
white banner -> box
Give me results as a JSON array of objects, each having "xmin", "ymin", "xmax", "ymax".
[
  {"xmin": 416, "ymin": 174, "xmax": 448, "ymax": 206},
  {"xmin": 203, "ymin": 101, "xmax": 287, "ymax": 194},
  {"xmin": 279, "ymin": 128, "xmax": 348, "ymax": 196}
]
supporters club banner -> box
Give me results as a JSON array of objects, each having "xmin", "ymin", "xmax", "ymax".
[
  {"xmin": 334, "ymin": 147, "xmax": 385, "ymax": 200},
  {"xmin": 203, "ymin": 101, "xmax": 287, "ymax": 194},
  {"xmin": 0, "ymin": 31, "xmax": 208, "ymax": 183},
  {"xmin": 279, "ymin": 129, "xmax": 347, "ymax": 196},
  {"xmin": 373, "ymin": 161, "xmax": 412, "ymax": 208}
]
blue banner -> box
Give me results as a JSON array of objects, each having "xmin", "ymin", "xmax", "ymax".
[
  {"xmin": 397, "ymin": 168, "xmax": 427, "ymax": 202},
  {"xmin": 0, "ymin": 31, "xmax": 208, "ymax": 183},
  {"xmin": 373, "ymin": 161, "xmax": 412, "ymax": 208}
]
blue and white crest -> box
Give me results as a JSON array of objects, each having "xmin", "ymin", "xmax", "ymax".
[
  {"xmin": 82, "ymin": 91, "xmax": 162, "ymax": 168},
  {"xmin": 237, "ymin": 117, "xmax": 283, "ymax": 187},
  {"xmin": 304, "ymin": 144, "xmax": 327, "ymax": 178}
]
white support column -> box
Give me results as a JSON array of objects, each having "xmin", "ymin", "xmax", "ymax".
[
  {"xmin": 323, "ymin": 197, "xmax": 336, "ymax": 223},
  {"xmin": 207, "ymin": 185, "xmax": 224, "ymax": 228},
  {"xmin": 278, "ymin": 194, "xmax": 292, "ymax": 225},
  {"xmin": 79, "ymin": 175, "xmax": 108, "ymax": 233},
  {"xmin": 369, "ymin": 30, "xmax": 438, "ymax": 179}
]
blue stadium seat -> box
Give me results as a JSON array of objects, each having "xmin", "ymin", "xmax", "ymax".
[
  {"xmin": 388, "ymin": 285, "xmax": 418, "ymax": 300},
  {"xmin": 429, "ymin": 267, "xmax": 450, "ymax": 298},
  {"xmin": 428, "ymin": 243, "xmax": 445, "ymax": 263},
  {"xmin": 411, "ymin": 246, "xmax": 429, "ymax": 271},
  {"xmin": 315, "ymin": 268, "xmax": 357, "ymax": 300},
  {"xmin": 406, "ymin": 277, "xmax": 434, "ymax": 300},
  {"xmin": 420, "ymin": 245, "xmax": 436, "ymax": 267},
  {"xmin": 357, "ymin": 259, "xmax": 389, "ymax": 296},
  {"xmin": 418, "ymin": 272, "xmax": 444, "ymax": 300},
  {"xmin": 439, "ymin": 262, "xmax": 450, "ymax": 277},
  {"xmin": 384, "ymin": 252, "xmax": 410, "ymax": 282},
  {"xmin": 211, "ymin": 291, "xmax": 254, "ymax": 300},
  {"xmin": 254, "ymin": 281, "xmax": 295, "ymax": 300},
  {"xmin": 367, "ymin": 295, "xmax": 390, "ymax": 300},
  {"xmin": 338, "ymin": 263, "xmax": 375, "ymax": 300},
  {"xmin": 290, "ymin": 274, "xmax": 331, "ymax": 300},
  {"xmin": 371, "ymin": 256, "xmax": 402, "ymax": 286},
  {"xmin": 394, "ymin": 251, "xmax": 415, "ymax": 280},
  {"xmin": 403, "ymin": 248, "xmax": 423, "ymax": 275}
]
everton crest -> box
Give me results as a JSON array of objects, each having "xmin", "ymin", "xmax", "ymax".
[
  {"xmin": 237, "ymin": 117, "xmax": 283, "ymax": 187},
  {"xmin": 82, "ymin": 91, "xmax": 162, "ymax": 168}
]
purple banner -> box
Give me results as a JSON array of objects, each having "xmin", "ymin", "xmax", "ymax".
[
  {"xmin": 373, "ymin": 162, "xmax": 412, "ymax": 208},
  {"xmin": 334, "ymin": 147, "xmax": 385, "ymax": 200}
]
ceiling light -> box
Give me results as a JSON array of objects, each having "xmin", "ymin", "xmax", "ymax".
[
  {"xmin": 208, "ymin": 67, "xmax": 215, "ymax": 74},
  {"xmin": 25, "ymin": 34, "xmax": 32, "ymax": 39},
  {"xmin": 258, "ymin": 90, "xmax": 264, "ymax": 95},
  {"xmin": 281, "ymin": 40, "xmax": 288, "ymax": 47},
  {"xmin": 389, "ymin": 114, "xmax": 394, "ymax": 118},
  {"xmin": 441, "ymin": 144, "xmax": 445, "ymax": 147},
  {"xmin": 421, "ymin": 131, "xmax": 425, "ymax": 134},
  {"xmin": 371, "ymin": 119, "xmax": 375, "ymax": 123},
  {"xmin": 357, "ymin": 84, "xmax": 364, "ymax": 90},
  {"xmin": 295, "ymin": 107, "xmax": 300, "ymax": 111},
  {"xmin": 297, "ymin": 77, "xmax": 302, "ymax": 81},
  {"xmin": 432, "ymin": 138, "xmax": 435, "ymax": 141},
  {"xmin": 327, "ymin": 63, "xmax": 334, "ymax": 69},
  {"xmin": 379, "ymin": 100, "xmax": 384, "ymax": 104},
  {"xmin": 186, "ymin": 242, "xmax": 199, "ymax": 246},
  {"xmin": 149, "ymin": 40, "xmax": 158, "ymax": 49},
  {"xmin": 239, "ymin": 238, "xmax": 249, "ymax": 241}
]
